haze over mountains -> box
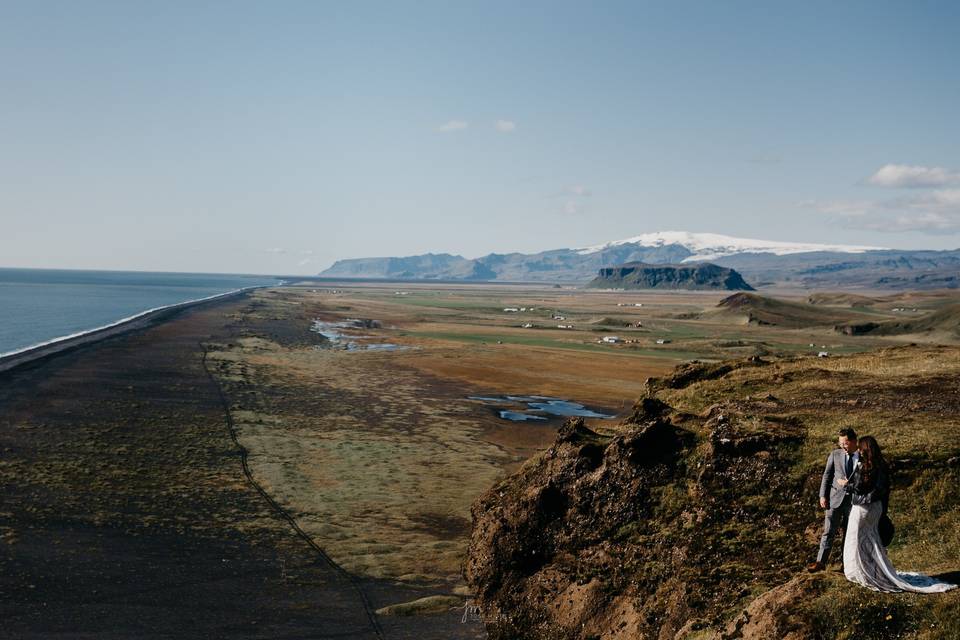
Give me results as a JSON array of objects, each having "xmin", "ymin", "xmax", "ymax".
[{"xmin": 320, "ymin": 231, "xmax": 960, "ymax": 290}]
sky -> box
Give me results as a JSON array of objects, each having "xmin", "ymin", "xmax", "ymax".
[{"xmin": 2, "ymin": 1, "xmax": 959, "ymax": 275}]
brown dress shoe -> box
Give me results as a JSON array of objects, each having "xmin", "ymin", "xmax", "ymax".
[{"xmin": 807, "ymin": 561, "xmax": 825, "ymax": 572}]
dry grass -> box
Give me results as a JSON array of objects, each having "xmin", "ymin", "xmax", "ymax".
[
  {"xmin": 653, "ymin": 345, "xmax": 960, "ymax": 638},
  {"xmin": 208, "ymin": 283, "xmax": 960, "ymax": 632}
]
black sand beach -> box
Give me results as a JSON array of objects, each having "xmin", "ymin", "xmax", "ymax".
[{"xmin": 0, "ymin": 292, "xmax": 484, "ymax": 639}]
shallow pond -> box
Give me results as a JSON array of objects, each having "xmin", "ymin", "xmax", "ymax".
[
  {"xmin": 468, "ymin": 395, "xmax": 616, "ymax": 422},
  {"xmin": 498, "ymin": 410, "xmax": 548, "ymax": 422},
  {"xmin": 310, "ymin": 319, "xmax": 406, "ymax": 352}
]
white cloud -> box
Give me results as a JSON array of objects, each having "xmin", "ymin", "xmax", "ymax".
[
  {"xmin": 569, "ymin": 185, "xmax": 592, "ymax": 197},
  {"xmin": 866, "ymin": 164, "xmax": 960, "ymax": 188},
  {"xmin": 264, "ymin": 247, "xmax": 287, "ymax": 254},
  {"xmin": 808, "ymin": 162, "xmax": 960, "ymax": 234},
  {"xmin": 437, "ymin": 120, "xmax": 468, "ymax": 133},
  {"xmin": 859, "ymin": 212, "xmax": 960, "ymax": 233},
  {"xmin": 894, "ymin": 188, "xmax": 960, "ymax": 212},
  {"xmin": 807, "ymin": 189, "xmax": 960, "ymax": 234},
  {"xmin": 494, "ymin": 119, "xmax": 516, "ymax": 133},
  {"xmin": 298, "ymin": 257, "xmax": 313, "ymax": 266},
  {"xmin": 563, "ymin": 200, "xmax": 580, "ymax": 215}
]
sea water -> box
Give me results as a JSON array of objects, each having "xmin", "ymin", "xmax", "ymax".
[{"xmin": 0, "ymin": 268, "xmax": 280, "ymax": 356}]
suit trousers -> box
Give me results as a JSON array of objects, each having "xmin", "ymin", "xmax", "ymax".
[{"xmin": 817, "ymin": 493, "xmax": 852, "ymax": 564}]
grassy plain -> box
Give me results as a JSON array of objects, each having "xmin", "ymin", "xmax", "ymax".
[{"xmin": 205, "ymin": 281, "xmax": 958, "ymax": 597}]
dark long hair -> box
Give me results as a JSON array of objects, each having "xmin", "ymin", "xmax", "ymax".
[{"xmin": 857, "ymin": 436, "xmax": 888, "ymax": 490}]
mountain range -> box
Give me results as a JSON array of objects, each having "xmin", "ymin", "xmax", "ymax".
[{"xmin": 320, "ymin": 231, "xmax": 960, "ymax": 290}]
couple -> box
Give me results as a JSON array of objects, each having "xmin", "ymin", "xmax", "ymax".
[{"xmin": 808, "ymin": 428, "xmax": 956, "ymax": 593}]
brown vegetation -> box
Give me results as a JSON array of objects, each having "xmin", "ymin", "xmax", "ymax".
[{"xmin": 465, "ymin": 346, "xmax": 960, "ymax": 639}]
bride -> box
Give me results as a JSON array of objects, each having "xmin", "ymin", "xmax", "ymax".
[{"xmin": 841, "ymin": 435, "xmax": 956, "ymax": 593}]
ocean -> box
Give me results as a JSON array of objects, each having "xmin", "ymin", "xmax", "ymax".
[{"xmin": 0, "ymin": 268, "xmax": 281, "ymax": 357}]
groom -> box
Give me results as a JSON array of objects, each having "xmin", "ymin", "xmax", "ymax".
[{"xmin": 808, "ymin": 427, "xmax": 859, "ymax": 572}]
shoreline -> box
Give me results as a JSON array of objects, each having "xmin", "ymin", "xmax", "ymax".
[
  {"xmin": 0, "ymin": 285, "xmax": 485, "ymax": 639},
  {"xmin": 0, "ymin": 285, "xmax": 268, "ymax": 374}
]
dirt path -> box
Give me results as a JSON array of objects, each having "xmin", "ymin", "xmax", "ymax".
[{"xmin": 0, "ymin": 294, "xmax": 483, "ymax": 639}]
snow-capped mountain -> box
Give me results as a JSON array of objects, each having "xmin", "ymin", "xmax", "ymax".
[
  {"xmin": 320, "ymin": 231, "xmax": 958, "ymax": 290},
  {"xmin": 576, "ymin": 231, "xmax": 887, "ymax": 261}
]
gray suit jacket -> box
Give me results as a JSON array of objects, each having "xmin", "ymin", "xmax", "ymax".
[{"xmin": 819, "ymin": 449, "xmax": 860, "ymax": 510}]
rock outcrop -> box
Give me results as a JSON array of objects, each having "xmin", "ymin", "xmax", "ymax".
[
  {"xmin": 588, "ymin": 262, "xmax": 754, "ymax": 291},
  {"xmin": 464, "ymin": 348, "xmax": 960, "ymax": 639},
  {"xmin": 464, "ymin": 361, "xmax": 814, "ymax": 639}
]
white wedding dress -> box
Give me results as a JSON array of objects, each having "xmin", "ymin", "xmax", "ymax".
[{"xmin": 843, "ymin": 501, "xmax": 957, "ymax": 593}]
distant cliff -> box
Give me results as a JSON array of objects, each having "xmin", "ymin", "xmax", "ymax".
[{"xmin": 587, "ymin": 262, "xmax": 754, "ymax": 291}]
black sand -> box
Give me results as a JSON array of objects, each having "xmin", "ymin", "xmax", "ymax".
[{"xmin": 0, "ymin": 293, "xmax": 484, "ymax": 639}]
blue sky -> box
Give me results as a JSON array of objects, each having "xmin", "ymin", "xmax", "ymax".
[{"xmin": 2, "ymin": 1, "xmax": 958, "ymax": 274}]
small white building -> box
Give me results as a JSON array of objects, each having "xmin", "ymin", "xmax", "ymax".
[
  {"xmin": 503, "ymin": 307, "xmax": 519, "ymax": 312},
  {"xmin": 818, "ymin": 351, "xmax": 830, "ymax": 358},
  {"xmin": 522, "ymin": 323, "xmax": 533, "ymax": 328},
  {"xmin": 656, "ymin": 339, "xmax": 671, "ymax": 345},
  {"xmin": 602, "ymin": 336, "xmax": 621, "ymax": 343}
]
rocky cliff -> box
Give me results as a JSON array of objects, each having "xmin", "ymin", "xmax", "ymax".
[
  {"xmin": 464, "ymin": 346, "xmax": 960, "ymax": 639},
  {"xmin": 588, "ymin": 262, "xmax": 754, "ymax": 291}
]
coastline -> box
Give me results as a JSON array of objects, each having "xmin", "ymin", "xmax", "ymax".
[
  {"xmin": 0, "ymin": 286, "xmax": 483, "ymax": 639},
  {"xmin": 0, "ymin": 285, "xmax": 265, "ymax": 374}
]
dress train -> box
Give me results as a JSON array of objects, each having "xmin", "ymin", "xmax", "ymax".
[{"xmin": 843, "ymin": 501, "xmax": 956, "ymax": 593}]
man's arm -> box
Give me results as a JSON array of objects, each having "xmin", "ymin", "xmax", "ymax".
[{"xmin": 818, "ymin": 453, "xmax": 834, "ymax": 508}]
